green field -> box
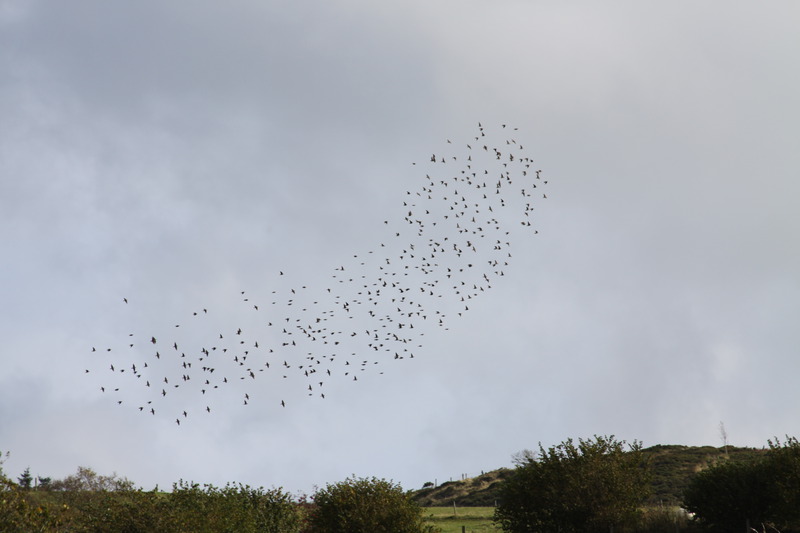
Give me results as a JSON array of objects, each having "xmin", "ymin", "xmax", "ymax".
[{"xmin": 422, "ymin": 506, "xmax": 501, "ymax": 533}]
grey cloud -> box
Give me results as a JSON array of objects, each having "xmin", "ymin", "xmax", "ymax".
[{"xmin": 1, "ymin": 0, "xmax": 798, "ymax": 493}]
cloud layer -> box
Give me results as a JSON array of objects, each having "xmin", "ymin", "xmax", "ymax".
[{"xmin": 1, "ymin": 0, "xmax": 799, "ymax": 493}]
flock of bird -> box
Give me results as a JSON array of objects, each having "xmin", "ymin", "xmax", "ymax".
[{"xmin": 89, "ymin": 124, "xmax": 548, "ymax": 426}]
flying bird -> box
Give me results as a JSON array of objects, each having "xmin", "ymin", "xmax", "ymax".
[{"xmin": 92, "ymin": 124, "xmax": 548, "ymax": 422}]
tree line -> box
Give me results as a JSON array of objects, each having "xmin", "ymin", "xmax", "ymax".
[
  {"xmin": 1, "ymin": 459, "xmax": 429, "ymax": 533},
  {"xmin": 3, "ymin": 435, "xmax": 800, "ymax": 532}
]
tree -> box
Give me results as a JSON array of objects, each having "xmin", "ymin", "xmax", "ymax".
[
  {"xmin": 765, "ymin": 436, "xmax": 800, "ymax": 526},
  {"xmin": 0, "ymin": 457, "xmax": 63, "ymax": 531},
  {"xmin": 50, "ymin": 466, "xmax": 134, "ymax": 492},
  {"xmin": 306, "ymin": 476, "xmax": 436, "ymax": 533},
  {"xmin": 494, "ymin": 435, "xmax": 650, "ymax": 533},
  {"xmin": 682, "ymin": 458, "xmax": 772, "ymax": 532},
  {"xmin": 683, "ymin": 436, "xmax": 800, "ymax": 532},
  {"xmin": 17, "ymin": 467, "xmax": 33, "ymax": 490},
  {"xmin": 36, "ymin": 475, "xmax": 52, "ymax": 490}
]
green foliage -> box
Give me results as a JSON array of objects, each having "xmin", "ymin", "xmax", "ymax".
[
  {"xmin": 37, "ymin": 476, "xmax": 53, "ymax": 490},
  {"xmin": 65, "ymin": 489, "xmax": 166, "ymax": 533},
  {"xmin": 765, "ymin": 436, "xmax": 800, "ymax": 526},
  {"xmin": 166, "ymin": 480, "xmax": 301, "ymax": 533},
  {"xmin": 51, "ymin": 481, "xmax": 301, "ymax": 533},
  {"xmin": 5, "ymin": 437, "xmax": 797, "ymax": 533},
  {"xmin": 683, "ymin": 437, "xmax": 800, "ymax": 532},
  {"xmin": 307, "ymin": 476, "xmax": 436, "ymax": 533},
  {"xmin": 411, "ymin": 445, "xmax": 765, "ymax": 509},
  {"xmin": 1, "ymin": 462, "xmax": 300, "ymax": 533},
  {"xmin": 18, "ymin": 467, "xmax": 33, "ymax": 490},
  {"xmin": 682, "ymin": 458, "xmax": 773, "ymax": 531},
  {"xmin": 643, "ymin": 444, "xmax": 764, "ymax": 506},
  {"xmin": 1, "ymin": 467, "xmax": 67, "ymax": 532},
  {"xmin": 632, "ymin": 506, "xmax": 693, "ymax": 533},
  {"xmin": 494, "ymin": 435, "xmax": 651, "ymax": 533}
]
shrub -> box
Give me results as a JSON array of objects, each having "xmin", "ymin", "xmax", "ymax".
[
  {"xmin": 683, "ymin": 437, "xmax": 800, "ymax": 532},
  {"xmin": 494, "ymin": 435, "xmax": 651, "ymax": 533},
  {"xmin": 306, "ymin": 476, "xmax": 436, "ymax": 533}
]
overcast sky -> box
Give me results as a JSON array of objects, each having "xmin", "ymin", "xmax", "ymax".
[{"xmin": 1, "ymin": 1, "xmax": 799, "ymax": 495}]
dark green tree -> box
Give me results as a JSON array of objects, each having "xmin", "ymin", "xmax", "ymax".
[
  {"xmin": 1, "ymin": 459, "xmax": 63, "ymax": 531},
  {"xmin": 307, "ymin": 476, "xmax": 436, "ymax": 533},
  {"xmin": 494, "ymin": 435, "xmax": 650, "ymax": 533},
  {"xmin": 17, "ymin": 467, "xmax": 33, "ymax": 490},
  {"xmin": 36, "ymin": 475, "xmax": 52, "ymax": 490},
  {"xmin": 683, "ymin": 436, "xmax": 800, "ymax": 532},
  {"xmin": 766, "ymin": 436, "xmax": 800, "ymax": 526},
  {"xmin": 682, "ymin": 458, "xmax": 773, "ymax": 532}
]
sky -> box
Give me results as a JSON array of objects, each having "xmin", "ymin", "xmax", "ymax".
[{"xmin": 1, "ymin": 0, "xmax": 799, "ymax": 495}]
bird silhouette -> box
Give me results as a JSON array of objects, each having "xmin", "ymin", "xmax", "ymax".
[{"xmin": 91, "ymin": 124, "xmax": 549, "ymax": 425}]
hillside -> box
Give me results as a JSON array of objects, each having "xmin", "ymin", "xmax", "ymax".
[
  {"xmin": 411, "ymin": 469, "xmax": 514, "ymax": 507},
  {"xmin": 410, "ymin": 444, "xmax": 766, "ymax": 507}
]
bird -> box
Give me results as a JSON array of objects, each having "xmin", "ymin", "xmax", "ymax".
[{"xmin": 92, "ymin": 123, "xmax": 548, "ymax": 420}]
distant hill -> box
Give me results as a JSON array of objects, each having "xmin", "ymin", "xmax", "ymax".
[
  {"xmin": 411, "ymin": 468, "xmax": 514, "ymax": 507},
  {"xmin": 410, "ymin": 444, "xmax": 766, "ymax": 507},
  {"xmin": 644, "ymin": 444, "xmax": 764, "ymax": 505}
]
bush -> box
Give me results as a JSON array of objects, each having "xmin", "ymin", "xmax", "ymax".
[
  {"xmin": 682, "ymin": 437, "xmax": 800, "ymax": 532},
  {"xmin": 306, "ymin": 476, "xmax": 436, "ymax": 533},
  {"xmin": 8, "ymin": 478, "xmax": 301, "ymax": 533},
  {"xmin": 494, "ymin": 435, "xmax": 651, "ymax": 533},
  {"xmin": 165, "ymin": 481, "xmax": 301, "ymax": 533}
]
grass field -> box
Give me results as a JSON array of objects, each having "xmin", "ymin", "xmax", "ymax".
[{"xmin": 422, "ymin": 506, "xmax": 501, "ymax": 533}]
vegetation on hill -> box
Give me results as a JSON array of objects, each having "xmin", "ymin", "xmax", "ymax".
[
  {"xmin": 644, "ymin": 444, "xmax": 764, "ymax": 505},
  {"xmin": 409, "ymin": 444, "xmax": 766, "ymax": 508},
  {"xmin": 683, "ymin": 437, "xmax": 800, "ymax": 532},
  {"xmin": 494, "ymin": 436, "xmax": 650, "ymax": 533},
  {"xmin": 412, "ymin": 470, "xmax": 515, "ymax": 507},
  {"xmin": 2, "ymin": 441, "xmax": 794, "ymax": 533}
]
